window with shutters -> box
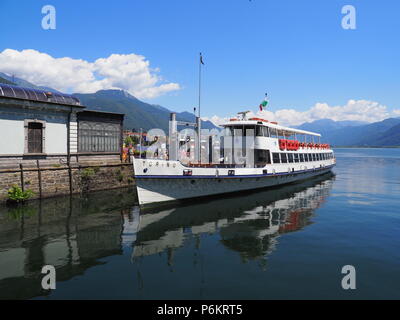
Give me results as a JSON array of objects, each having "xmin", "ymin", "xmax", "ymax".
[{"xmin": 78, "ymin": 121, "xmax": 120, "ymax": 152}]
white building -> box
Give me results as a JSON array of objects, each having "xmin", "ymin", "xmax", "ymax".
[{"xmin": 0, "ymin": 84, "xmax": 123, "ymax": 167}]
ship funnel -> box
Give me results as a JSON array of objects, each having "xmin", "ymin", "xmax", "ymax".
[{"xmin": 169, "ymin": 112, "xmax": 178, "ymax": 161}]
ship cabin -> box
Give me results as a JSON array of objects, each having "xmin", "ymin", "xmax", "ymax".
[{"xmin": 221, "ymin": 115, "xmax": 334, "ymax": 168}]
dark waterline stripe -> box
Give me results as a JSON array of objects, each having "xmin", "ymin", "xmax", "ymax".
[{"xmin": 135, "ymin": 164, "xmax": 335, "ymax": 179}]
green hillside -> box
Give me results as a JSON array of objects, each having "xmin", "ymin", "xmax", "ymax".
[
  {"xmin": 0, "ymin": 76, "xmax": 16, "ymax": 85},
  {"xmin": 74, "ymin": 89, "xmax": 217, "ymax": 132}
]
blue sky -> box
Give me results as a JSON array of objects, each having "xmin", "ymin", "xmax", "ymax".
[{"xmin": 0, "ymin": 0, "xmax": 399, "ymax": 125}]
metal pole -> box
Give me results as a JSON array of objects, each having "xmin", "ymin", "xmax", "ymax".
[
  {"xmin": 198, "ymin": 53, "xmax": 203, "ymax": 163},
  {"xmin": 198, "ymin": 53, "xmax": 202, "ymax": 118},
  {"xmin": 196, "ymin": 116, "xmax": 201, "ymax": 163},
  {"xmin": 139, "ymin": 128, "xmax": 142, "ymax": 157}
]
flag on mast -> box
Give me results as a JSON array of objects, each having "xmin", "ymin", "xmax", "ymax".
[
  {"xmin": 259, "ymin": 93, "xmax": 268, "ymax": 111},
  {"xmin": 200, "ymin": 53, "xmax": 204, "ymax": 65}
]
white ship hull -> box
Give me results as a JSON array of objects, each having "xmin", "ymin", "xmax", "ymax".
[{"xmin": 133, "ymin": 158, "xmax": 335, "ymax": 207}]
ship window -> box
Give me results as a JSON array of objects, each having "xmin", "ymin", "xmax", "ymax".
[
  {"xmin": 312, "ymin": 153, "xmax": 316, "ymax": 161},
  {"xmin": 234, "ymin": 126, "xmax": 244, "ymax": 137},
  {"xmin": 256, "ymin": 125, "xmax": 264, "ymax": 137},
  {"xmin": 294, "ymin": 153, "xmax": 299, "ymax": 163},
  {"xmin": 316, "ymin": 153, "xmax": 320, "ymax": 161},
  {"xmin": 288, "ymin": 153, "xmax": 294, "ymax": 163},
  {"xmin": 263, "ymin": 126, "xmax": 269, "ymax": 137},
  {"xmin": 280, "ymin": 153, "xmax": 288, "ymax": 163},
  {"xmin": 272, "ymin": 152, "xmax": 280, "ymax": 163},
  {"xmin": 300, "ymin": 153, "xmax": 304, "ymax": 162},
  {"xmin": 225, "ymin": 126, "xmax": 234, "ymax": 136},
  {"xmin": 255, "ymin": 149, "xmax": 271, "ymax": 167},
  {"xmin": 270, "ymin": 127, "xmax": 277, "ymax": 138}
]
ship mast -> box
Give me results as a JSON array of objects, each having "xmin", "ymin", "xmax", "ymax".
[{"xmin": 197, "ymin": 52, "xmax": 204, "ymax": 163}]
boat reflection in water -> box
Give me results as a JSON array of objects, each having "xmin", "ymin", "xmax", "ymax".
[
  {"xmin": 132, "ymin": 172, "xmax": 334, "ymax": 265},
  {"xmin": 0, "ymin": 173, "xmax": 334, "ymax": 299}
]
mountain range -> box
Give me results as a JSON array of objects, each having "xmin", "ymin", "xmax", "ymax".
[
  {"xmin": 0, "ymin": 72, "xmax": 61, "ymax": 93},
  {"xmin": 1, "ymin": 72, "xmax": 399, "ymax": 146},
  {"xmin": 296, "ymin": 118, "xmax": 400, "ymax": 147},
  {"xmin": 73, "ymin": 90, "xmax": 217, "ymax": 133},
  {"xmin": 0, "ymin": 72, "xmax": 216, "ymax": 133}
]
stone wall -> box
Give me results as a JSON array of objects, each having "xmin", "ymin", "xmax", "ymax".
[{"xmin": 0, "ymin": 162, "xmax": 134, "ymax": 203}]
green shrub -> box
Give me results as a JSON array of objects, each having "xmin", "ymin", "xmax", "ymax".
[
  {"xmin": 117, "ymin": 173, "xmax": 124, "ymax": 182},
  {"xmin": 7, "ymin": 185, "xmax": 34, "ymax": 203},
  {"xmin": 115, "ymin": 169, "xmax": 124, "ymax": 182},
  {"xmin": 81, "ymin": 168, "xmax": 95, "ymax": 179}
]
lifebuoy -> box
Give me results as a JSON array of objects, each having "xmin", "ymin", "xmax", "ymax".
[
  {"xmin": 279, "ymin": 139, "xmax": 287, "ymax": 150},
  {"xmin": 287, "ymin": 140, "xmax": 293, "ymax": 150}
]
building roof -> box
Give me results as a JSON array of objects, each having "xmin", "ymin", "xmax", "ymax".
[
  {"xmin": 77, "ymin": 110, "xmax": 124, "ymax": 123},
  {"xmin": 0, "ymin": 84, "xmax": 82, "ymax": 107}
]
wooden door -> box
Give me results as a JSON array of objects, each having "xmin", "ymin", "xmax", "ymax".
[{"xmin": 28, "ymin": 123, "xmax": 43, "ymax": 153}]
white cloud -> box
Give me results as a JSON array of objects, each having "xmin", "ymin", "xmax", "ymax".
[
  {"xmin": 205, "ymin": 100, "xmax": 400, "ymax": 127},
  {"xmin": 0, "ymin": 49, "xmax": 180, "ymax": 99}
]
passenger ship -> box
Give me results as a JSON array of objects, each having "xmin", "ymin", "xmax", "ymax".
[{"xmin": 132, "ymin": 111, "xmax": 335, "ymax": 207}]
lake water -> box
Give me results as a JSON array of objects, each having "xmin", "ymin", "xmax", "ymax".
[{"xmin": 0, "ymin": 148, "xmax": 399, "ymax": 300}]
